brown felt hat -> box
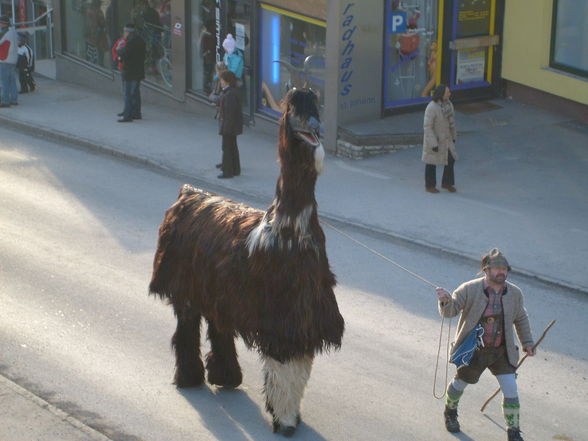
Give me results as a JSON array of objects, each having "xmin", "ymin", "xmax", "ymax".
[{"xmin": 481, "ymin": 248, "xmax": 511, "ymax": 271}]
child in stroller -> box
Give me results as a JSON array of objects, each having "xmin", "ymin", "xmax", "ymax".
[{"xmin": 17, "ymin": 32, "xmax": 35, "ymax": 93}]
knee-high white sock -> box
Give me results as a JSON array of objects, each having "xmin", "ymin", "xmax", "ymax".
[
  {"xmin": 497, "ymin": 374, "xmax": 520, "ymax": 429},
  {"xmin": 262, "ymin": 355, "xmax": 313, "ymax": 428},
  {"xmin": 446, "ymin": 378, "xmax": 468, "ymax": 409}
]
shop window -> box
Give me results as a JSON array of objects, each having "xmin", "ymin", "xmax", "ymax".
[
  {"xmin": 62, "ymin": 0, "xmax": 172, "ymax": 88},
  {"xmin": 62, "ymin": 0, "xmax": 112, "ymax": 69},
  {"xmin": 550, "ymin": 0, "xmax": 588, "ymax": 78},
  {"xmin": 190, "ymin": 0, "xmax": 216, "ymax": 95},
  {"xmin": 384, "ymin": 0, "xmax": 439, "ymax": 109},
  {"xmin": 258, "ymin": 3, "xmax": 325, "ymax": 117}
]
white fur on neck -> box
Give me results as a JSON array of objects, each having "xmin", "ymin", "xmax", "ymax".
[
  {"xmin": 314, "ymin": 142, "xmax": 325, "ymax": 175},
  {"xmin": 246, "ymin": 205, "xmax": 315, "ymax": 255},
  {"xmin": 262, "ymin": 355, "xmax": 313, "ymax": 428}
]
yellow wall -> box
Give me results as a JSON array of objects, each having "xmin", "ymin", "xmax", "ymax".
[{"xmin": 502, "ymin": 0, "xmax": 588, "ymax": 105}]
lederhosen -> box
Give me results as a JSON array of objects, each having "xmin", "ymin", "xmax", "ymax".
[{"xmin": 456, "ymin": 285, "xmax": 516, "ymax": 384}]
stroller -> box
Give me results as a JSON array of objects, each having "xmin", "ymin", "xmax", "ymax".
[{"xmin": 17, "ymin": 32, "xmax": 36, "ymax": 93}]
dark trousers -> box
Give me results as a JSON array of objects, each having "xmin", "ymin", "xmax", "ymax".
[
  {"xmin": 122, "ymin": 80, "xmax": 142, "ymax": 120},
  {"xmin": 425, "ymin": 151, "xmax": 455, "ymax": 188},
  {"xmin": 221, "ymin": 135, "xmax": 241, "ymax": 177}
]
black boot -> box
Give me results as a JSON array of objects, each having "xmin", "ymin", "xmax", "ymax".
[
  {"xmin": 444, "ymin": 406, "xmax": 460, "ymax": 432},
  {"xmin": 507, "ymin": 428, "xmax": 524, "ymax": 441}
]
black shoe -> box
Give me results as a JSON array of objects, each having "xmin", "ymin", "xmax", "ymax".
[
  {"xmin": 215, "ymin": 163, "xmax": 222, "ymax": 169},
  {"xmin": 217, "ymin": 173, "xmax": 233, "ymax": 179},
  {"xmin": 10, "ymin": 102, "xmax": 17, "ymax": 106},
  {"xmin": 117, "ymin": 112, "xmax": 124, "ymax": 117},
  {"xmin": 507, "ymin": 428, "xmax": 524, "ymax": 441},
  {"xmin": 132, "ymin": 115, "xmax": 142, "ymax": 120},
  {"xmin": 118, "ymin": 118, "xmax": 133, "ymax": 123},
  {"xmin": 444, "ymin": 407, "xmax": 460, "ymax": 433},
  {"xmin": 0, "ymin": 104, "xmax": 10, "ymax": 108}
]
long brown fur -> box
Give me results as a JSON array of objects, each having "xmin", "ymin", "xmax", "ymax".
[{"xmin": 149, "ymin": 90, "xmax": 344, "ymax": 421}]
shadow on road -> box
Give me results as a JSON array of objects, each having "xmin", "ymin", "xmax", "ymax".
[{"xmin": 179, "ymin": 385, "xmax": 328, "ymax": 441}]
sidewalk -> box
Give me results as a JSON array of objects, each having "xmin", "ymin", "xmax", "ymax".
[
  {"xmin": 0, "ymin": 375, "xmax": 111, "ymax": 441},
  {"xmin": 1, "ymin": 76, "xmax": 587, "ymax": 294}
]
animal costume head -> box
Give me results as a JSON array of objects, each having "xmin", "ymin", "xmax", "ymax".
[{"xmin": 280, "ymin": 88, "xmax": 324, "ymax": 175}]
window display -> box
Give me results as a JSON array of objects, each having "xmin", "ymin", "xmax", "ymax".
[
  {"xmin": 63, "ymin": 0, "xmax": 111, "ymax": 68},
  {"xmin": 258, "ymin": 3, "xmax": 325, "ymax": 117},
  {"xmin": 551, "ymin": 0, "xmax": 588, "ymax": 77},
  {"xmin": 62, "ymin": 0, "xmax": 172, "ymax": 88},
  {"xmin": 384, "ymin": 0, "xmax": 439, "ymax": 108}
]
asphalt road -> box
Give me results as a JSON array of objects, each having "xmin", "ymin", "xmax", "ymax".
[{"xmin": 1, "ymin": 128, "xmax": 587, "ymax": 441}]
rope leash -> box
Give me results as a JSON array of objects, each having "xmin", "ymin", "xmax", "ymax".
[
  {"xmin": 322, "ymin": 220, "xmax": 452, "ymax": 399},
  {"xmin": 432, "ymin": 315, "xmax": 451, "ymax": 399},
  {"xmin": 322, "ymin": 221, "xmax": 438, "ymax": 288}
]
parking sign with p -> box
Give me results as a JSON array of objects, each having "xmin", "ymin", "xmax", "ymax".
[{"xmin": 389, "ymin": 11, "xmax": 407, "ymax": 34}]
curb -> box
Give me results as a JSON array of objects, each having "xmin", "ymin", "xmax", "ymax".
[
  {"xmin": 2, "ymin": 115, "xmax": 586, "ymax": 295},
  {"xmin": 0, "ymin": 375, "xmax": 113, "ymax": 441}
]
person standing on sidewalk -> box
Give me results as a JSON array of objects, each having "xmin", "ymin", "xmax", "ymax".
[
  {"xmin": 0, "ymin": 16, "xmax": 18, "ymax": 108},
  {"xmin": 117, "ymin": 24, "xmax": 145, "ymax": 122},
  {"xmin": 217, "ymin": 70, "xmax": 242, "ymax": 179},
  {"xmin": 435, "ymin": 248, "xmax": 535, "ymax": 441},
  {"xmin": 422, "ymin": 84, "xmax": 458, "ymax": 193}
]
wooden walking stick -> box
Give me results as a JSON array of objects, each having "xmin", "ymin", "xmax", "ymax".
[{"xmin": 480, "ymin": 319, "xmax": 556, "ymax": 412}]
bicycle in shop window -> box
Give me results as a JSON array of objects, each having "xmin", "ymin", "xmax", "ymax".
[
  {"xmin": 139, "ymin": 22, "xmax": 172, "ymax": 88},
  {"xmin": 261, "ymin": 54, "xmax": 325, "ymax": 114}
]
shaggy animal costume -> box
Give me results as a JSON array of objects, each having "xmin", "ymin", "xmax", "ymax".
[{"xmin": 150, "ymin": 89, "xmax": 344, "ymax": 436}]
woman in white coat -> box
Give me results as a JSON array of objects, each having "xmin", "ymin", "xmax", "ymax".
[{"xmin": 422, "ymin": 84, "xmax": 458, "ymax": 193}]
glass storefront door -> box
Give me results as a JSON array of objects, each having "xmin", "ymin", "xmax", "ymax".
[
  {"xmin": 189, "ymin": 0, "xmax": 250, "ymax": 115},
  {"xmin": 189, "ymin": 0, "xmax": 216, "ymax": 95},
  {"xmin": 449, "ymin": 0, "xmax": 497, "ymax": 89},
  {"xmin": 227, "ymin": 0, "xmax": 251, "ymax": 115}
]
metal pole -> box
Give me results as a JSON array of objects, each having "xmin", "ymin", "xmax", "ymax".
[
  {"xmin": 11, "ymin": 0, "xmax": 16, "ymax": 24},
  {"xmin": 47, "ymin": 9, "xmax": 53, "ymax": 58}
]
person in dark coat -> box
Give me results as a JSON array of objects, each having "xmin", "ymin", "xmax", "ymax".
[
  {"xmin": 217, "ymin": 70, "xmax": 243, "ymax": 178},
  {"xmin": 116, "ymin": 24, "xmax": 146, "ymax": 122}
]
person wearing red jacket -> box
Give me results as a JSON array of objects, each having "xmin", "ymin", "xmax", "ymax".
[{"xmin": 112, "ymin": 35, "xmax": 126, "ymax": 71}]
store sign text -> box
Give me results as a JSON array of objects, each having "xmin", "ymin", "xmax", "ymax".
[{"xmin": 340, "ymin": 2, "xmax": 355, "ymax": 96}]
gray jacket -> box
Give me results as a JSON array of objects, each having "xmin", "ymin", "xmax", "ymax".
[{"xmin": 439, "ymin": 277, "xmax": 534, "ymax": 367}]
